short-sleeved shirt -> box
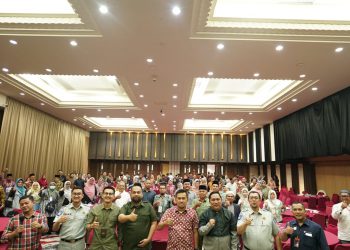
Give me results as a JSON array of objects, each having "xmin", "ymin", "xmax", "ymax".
[
  {"xmin": 287, "ymin": 219, "xmax": 329, "ymax": 250},
  {"xmin": 119, "ymin": 201, "xmax": 157, "ymax": 250},
  {"xmin": 192, "ymin": 198, "xmax": 210, "ymax": 217},
  {"xmin": 86, "ymin": 203, "xmax": 120, "ymax": 250},
  {"xmin": 160, "ymin": 206, "xmax": 199, "ymax": 250},
  {"xmin": 1, "ymin": 212, "xmax": 48, "ymax": 250},
  {"xmin": 237, "ymin": 208, "xmax": 279, "ymax": 250},
  {"xmin": 54, "ymin": 203, "xmax": 90, "ymax": 240},
  {"xmin": 142, "ymin": 190, "xmax": 156, "ymax": 204}
]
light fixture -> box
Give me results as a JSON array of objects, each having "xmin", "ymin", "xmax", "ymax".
[
  {"xmin": 249, "ymin": 112, "xmax": 253, "ymax": 115},
  {"xmin": 172, "ymin": 95, "xmax": 177, "ymax": 99},
  {"xmin": 139, "ymin": 94, "xmax": 144, "ymax": 98},
  {"xmin": 45, "ymin": 68, "xmax": 52, "ymax": 72},
  {"xmin": 2, "ymin": 68, "xmax": 9, "ymax": 72},
  {"xmin": 9, "ymin": 40, "xmax": 17, "ymax": 45},
  {"xmin": 277, "ymin": 107, "xmax": 282, "ymax": 111},
  {"xmin": 125, "ymin": 109, "xmax": 130, "ymax": 112},
  {"xmin": 134, "ymin": 82, "xmax": 139, "ymax": 86},
  {"xmin": 275, "ymin": 45, "xmax": 284, "ymax": 51},
  {"xmin": 155, "ymin": 127, "xmax": 158, "ymax": 130},
  {"xmin": 173, "ymin": 120, "xmax": 176, "ymax": 123},
  {"xmin": 82, "ymin": 123, "xmax": 86, "ymax": 126},
  {"xmin": 70, "ymin": 40, "xmax": 78, "ymax": 46},
  {"xmin": 192, "ymin": 117, "xmax": 194, "ymax": 120},
  {"xmin": 312, "ymin": 87, "xmax": 318, "ymax": 91},
  {"xmin": 153, "ymin": 124, "xmax": 157, "ymax": 127},
  {"xmin": 19, "ymin": 92, "xmax": 25, "ymax": 96},
  {"xmin": 193, "ymin": 111, "xmax": 197, "ymax": 114},
  {"xmin": 97, "ymin": 109, "xmax": 102, "ymax": 112},
  {"xmin": 207, "ymin": 71, "xmax": 214, "ymax": 76},
  {"xmin": 99, "ymin": 5, "xmax": 108, "ymax": 14},
  {"xmin": 292, "ymin": 98, "xmax": 297, "ymax": 102},
  {"xmin": 161, "ymin": 113, "xmax": 165, "ymax": 117},
  {"xmin": 173, "ymin": 104, "xmax": 177, "ymax": 108},
  {"xmin": 335, "ymin": 47, "xmax": 344, "ymax": 53},
  {"xmin": 299, "ymin": 74, "xmax": 306, "ymax": 78},
  {"xmin": 172, "ymin": 83, "xmax": 178, "ymax": 87},
  {"xmin": 71, "ymin": 108, "xmax": 76, "ymax": 111},
  {"xmin": 251, "ymin": 123, "xmax": 255, "ymax": 125},
  {"xmin": 215, "ymin": 118, "xmax": 219, "ymax": 120},
  {"xmin": 151, "ymin": 120, "xmax": 155, "ymax": 123},
  {"xmin": 131, "ymin": 116, "xmax": 135, "ymax": 119},
  {"xmin": 73, "ymin": 119, "xmax": 77, "ymax": 121},
  {"xmin": 89, "ymin": 126, "xmax": 92, "ymax": 129},
  {"xmin": 40, "ymin": 102, "xmax": 45, "ymax": 106},
  {"xmin": 173, "ymin": 124, "xmax": 176, "ymax": 127},
  {"xmin": 93, "ymin": 69, "xmax": 99, "ymax": 73},
  {"xmin": 144, "ymin": 104, "xmax": 148, "ymax": 107},
  {"xmin": 172, "ymin": 6, "xmax": 181, "ymax": 15},
  {"xmin": 217, "ymin": 43, "xmax": 224, "ymax": 50},
  {"xmin": 146, "ymin": 58, "xmax": 153, "ymax": 63},
  {"xmin": 253, "ymin": 73, "xmax": 260, "ymax": 77},
  {"xmin": 221, "ymin": 111, "xmax": 225, "ymax": 115}
]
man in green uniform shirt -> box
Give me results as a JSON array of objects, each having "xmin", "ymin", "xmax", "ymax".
[
  {"xmin": 86, "ymin": 186, "xmax": 120, "ymax": 250},
  {"xmin": 118, "ymin": 184, "xmax": 157, "ymax": 250}
]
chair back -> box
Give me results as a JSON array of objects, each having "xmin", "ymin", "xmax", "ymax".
[
  {"xmin": 282, "ymin": 216, "xmax": 295, "ymax": 224},
  {"xmin": 312, "ymin": 213, "xmax": 326, "ymax": 229},
  {"xmin": 282, "ymin": 244, "xmax": 291, "ymax": 250},
  {"xmin": 332, "ymin": 194, "xmax": 340, "ymax": 204},
  {"xmin": 328, "ymin": 215, "xmax": 338, "ymax": 226},
  {"xmin": 308, "ymin": 196, "xmax": 317, "ymax": 209},
  {"xmin": 335, "ymin": 244, "xmax": 350, "ymax": 250},
  {"xmin": 325, "ymin": 224, "xmax": 338, "ymax": 235}
]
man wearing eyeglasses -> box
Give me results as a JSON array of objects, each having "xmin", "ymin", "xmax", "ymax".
[
  {"xmin": 237, "ymin": 190, "xmax": 281, "ymax": 250},
  {"xmin": 331, "ymin": 189, "xmax": 350, "ymax": 243},
  {"xmin": 53, "ymin": 187, "xmax": 90, "ymax": 250},
  {"xmin": 86, "ymin": 186, "xmax": 120, "ymax": 250}
]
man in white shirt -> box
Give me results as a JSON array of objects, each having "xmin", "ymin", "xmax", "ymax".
[
  {"xmin": 114, "ymin": 180, "xmax": 131, "ymax": 208},
  {"xmin": 331, "ymin": 189, "xmax": 350, "ymax": 243}
]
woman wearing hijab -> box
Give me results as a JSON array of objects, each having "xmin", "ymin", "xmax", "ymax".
[
  {"xmin": 166, "ymin": 179, "xmax": 175, "ymax": 196},
  {"xmin": 264, "ymin": 189, "xmax": 283, "ymax": 222},
  {"xmin": 83, "ymin": 177, "xmax": 97, "ymax": 204},
  {"xmin": 40, "ymin": 181, "xmax": 59, "ymax": 233},
  {"xmin": 61, "ymin": 181, "xmax": 72, "ymax": 206},
  {"xmin": 238, "ymin": 187, "xmax": 250, "ymax": 211},
  {"xmin": 27, "ymin": 181, "xmax": 41, "ymax": 211},
  {"xmin": 12, "ymin": 178, "xmax": 26, "ymax": 209},
  {"xmin": 38, "ymin": 174, "xmax": 48, "ymax": 189}
]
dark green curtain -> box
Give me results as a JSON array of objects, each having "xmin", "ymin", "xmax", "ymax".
[
  {"xmin": 280, "ymin": 163, "xmax": 287, "ymax": 188},
  {"xmin": 263, "ymin": 125, "xmax": 271, "ymax": 162},
  {"xmin": 303, "ymin": 163, "xmax": 317, "ymax": 194},
  {"xmin": 274, "ymin": 87, "xmax": 350, "ymax": 161},
  {"xmin": 248, "ymin": 132, "xmax": 254, "ymax": 162},
  {"xmin": 291, "ymin": 163, "xmax": 299, "ymax": 194},
  {"xmin": 0, "ymin": 107, "xmax": 4, "ymax": 132},
  {"xmin": 256, "ymin": 129, "xmax": 261, "ymax": 163}
]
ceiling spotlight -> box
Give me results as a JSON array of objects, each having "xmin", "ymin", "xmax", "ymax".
[
  {"xmin": 134, "ymin": 82, "xmax": 139, "ymax": 86},
  {"xmin": 275, "ymin": 45, "xmax": 284, "ymax": 51},
  {"xmin": 207, "ymin": 71, "xmax": 214, "ymax": 76},
  {"xmin": 151, "ymin": 120, "xmax": 155, "ymax": 123},
  {"xmin": 146, "ymin": 58, "xmax": 153, "ymax": 63},
  {"xmin": 89, "ymin": 126, "xmax": 92, "ymax": 129},
  {"xmin": 72, "ymin": 108, "xmax": 76, "ymax": 111},
  {"xmin": 99, "ymin": 5, "xmax": 108, "ymax": 14},
  {"xmin": 9, "ymin": 40, "xmax": 17, "ymax": 45},
  {"xmin": 82, "ymin": 123, "xmax": 85, "ymax": 126},
  {"xmin": 45, "ymin": 68, "xmax": 52, "ymax": 72},
  {"xmin": 299, "ymin": 74, "xmax": 306, "ymax": 78},
  {"xmin": 19, "ymin": 92, "xmax": 25, "ymax": 96},
  {"xmin": 144, "ymin": 104, "xmax": 148, "ymax": 107},
  {"xmin": 277, "ymin": 107, "xmax": 282, "ymax": 111},
  {"xmin": 173, "ymin": 104, "xmax": 177, "ymax": 108},
  {"xmin": 73, "ymin": 119, "xmax": 77, "ymax": 121},
  {"xmin": 292, "ymin": 98, "xmax": 297, "ymax": 102},
  {"xmin": 253, "ymin": 73, "xmax": 260, "ymax": 77},
  {"xmin": 93, "ymin": 69, "xmax": 99, "ymax": 73},
  {"xmin": 131, "ymin": 116, "xmax": 135, "ymax": 119},
  {"xmin": 173, "ymin": 120, "xmax": 176, "ymax": 123},
  {"xmin": 172, "ymin": 95, "xmax": 177, "ymax": 99},
  {"xmin": 249, "ymin": 112, "xmax": 253, "ymax": 115},
  {"xmin": 193, "ymin": 111, "xmax": 197, "ymax": 114},
  {"xmin": 215, "ymin": 118, "xmax": 219, "ymax": 120},
  {"xmin": 312, "ymin": 87, "xmax": 318, "ymax": 91},
  {"xmin": 161, "ymin": 113, "xmax": 165, "ymax": 117},
  {"xmin": 155, "ymin": 127, "xmax": 158, "ymax": 130},
  {"xmin": 2, "ymin": 68, "xmax": 9, "ymax": 72},
  {"xmin": 172, "ymin": 83, "xmax": 178, "ymax": 87},
  {"xmin": 125, "ymin": 109, "xmax": 130, "ymax": 112},
  {"xmin": 97, "ymin": 109, "xmax": 101, "ymax": 112},
  {"xmin": 70, "ymin": 40, "xmax": 78, "ymax": 46},
  {"xmin": 251, "ymin": 122, "xmax": 255, "ymax": 125},
  {"xmin": 40, "ymin": 102, "xmax": 45, "ymax": 106},
  {"xmin": 335, "ymin": 47, "xmax": 344, "ymax": 53},
  {"xmin": 221, "ymin": 111, "xmax": 225, "ymax": 115},
  {"xmin": 139, "ymin": 94, "xmax": 144, "ymax": 98},
  {"xmin": 172, "ymin": 6, "xmax": 181, "ymax": 15},
  {"xmin": 217, "ymin": 43, "xmax": 224, "ymax": 50},
  {"xmin": 153, "ymin": 124, "xmax": 157, "ymax": 127}
]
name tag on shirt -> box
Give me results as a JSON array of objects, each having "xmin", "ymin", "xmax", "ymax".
[{"xmin": 305, "ymin": 232, "xmax": 313, "ymax": 237}]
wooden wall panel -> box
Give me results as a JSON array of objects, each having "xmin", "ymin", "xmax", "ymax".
[
  {"xmin": 96, "ymin": 133, "xmax": 107, "ymax": 159},
  {"xmin": 88, "ymin": 133, "xmax": 97, "ymax": 159}
]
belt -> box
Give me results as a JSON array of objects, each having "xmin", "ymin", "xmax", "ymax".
[{"xmin": 60, "ymin": 236, "xmax": 84, "ymax": 243}]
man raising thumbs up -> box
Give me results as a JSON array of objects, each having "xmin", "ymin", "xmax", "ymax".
[{"xmin": 118, "ymin": 183, "xmax": 157, "ymax": 250}]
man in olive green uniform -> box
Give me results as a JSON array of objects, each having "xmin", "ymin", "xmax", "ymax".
[
  {"xmin": 118, "ymin": 184, "xmax": 157, "ymax": 250},
  {"xmin": 86, "ymin": 186, "xmax": 120, "ymax": 250}
]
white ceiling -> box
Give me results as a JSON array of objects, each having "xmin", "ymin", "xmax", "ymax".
[{"xmin": 0, "ymin": 0, "xmax": 350, "ymax": 134}]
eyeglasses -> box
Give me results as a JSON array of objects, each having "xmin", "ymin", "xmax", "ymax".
[
  {"xmin": 249, "ymin": 196, "xmax": 260, "ymax": 200},
  {"xmin": 103, "ymin": 193, "xmax": 114, "ymax": 196},
  {"xmin": 72, "ymin": 193, "xmax": 82, "ymax": 196}
]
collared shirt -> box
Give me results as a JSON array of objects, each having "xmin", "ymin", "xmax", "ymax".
[
  {"xmin": 114, "ymin": 190, "xmax": 131, "ymax": 208},
  {"xmin": 199, "ymin": 207, "xmax": 236, "ymax": 237},
  {"xmin": 153, "ymin": 194, "xmax": 172, "ymax": 219},
  {"xmin": 1, "ymin": 212, "xmax": 48, "ymax": 250},
  {"xmin": 160, "ymin": 206, "xmax": 198, "ymax": 250},
  {"xmin": 54, "ymin": 203, "xmax": 90, "ymax": 240},
  {"xmin": 187, "ymin": 191, "xmax": 197, "ymax": 208},
  {"xmin": 142, "ymin": 189, "xmax": 156, "ymax": 204},
  {"xmin": 286, "ymin": 219, "xmax": 329, "ymax": 250},
  {"xmin": 119, "ymin": 201, "xmax": 157, "ymax": 250},
  {"xmin": 192, "ymin": 198, "xmax": 210, "ymax": 217},
  {"xmin": 86, "ymin": 203, "xmax": 120, "ymax": 250},
  {"xmin": 237, "ymin": 208, "xmax": 279, "ymax": 250},
  {"xmin": 331, "ymin": 202, "xmax": 350, "ymax": 241}
]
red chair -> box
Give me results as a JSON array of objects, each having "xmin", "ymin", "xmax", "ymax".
[
  {"xmin": 325, "ymin": 224, "xmax": 338, "ymax": 235},
  {"xmin": 285, "ymin": 197, "xmax": 292, "ymax": 206},
  {"xmin": 282, "ymin": 216, "xmax": 295, "ymax": 223},
  {"xmin": 332, "ymin": 194, "xmax": 340, "ymax": 204},
  {"xmin": 328, "ymin": 215, "xmax": 338, "ymax": 226},
  {"xmin": 303, "ymin": 202, "xmax": 309, "ymax": 209},
  {"xmin": 312, "ymin": 213, "xmax": 327, "ymax": 229},
  {"xmin": 283, "ymin": 244, "xmax": 291, "ymax": 250},
  {"xmin": 335, "ymin": 244, "xmax": 350, "ymax": 250},
  {"xmin": 308, "ymin": 196, "xmax": 317, "ymax": 209}
]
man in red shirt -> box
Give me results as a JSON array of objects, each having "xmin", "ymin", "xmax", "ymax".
[{"xmin": 157, "ymin": 189, "xmax": 199, "ymax": 250}]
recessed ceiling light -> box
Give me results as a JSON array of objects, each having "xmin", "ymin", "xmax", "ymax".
[
  {"xmin": 173, "ymin": 128, "xmax": 176, "ymax": 131},
  {"xmin": 82, "ymin": 123, "xmax": 85, "ymax": 126},
  {"xmin": 217, "ymin": 43, "xmax": 224, "ymax": 50},
  {"xmin": 19, "ymin": 92, "xmax": 25, "ymax": 96},
  {"xmin": 99, "ymin": 5, "xmax": 108, "ymax": 14},
  {"xmin": 131, "ymin": 116, "xmax": 135, "ymax": 119},
  {"xmin": 89, "ymin": 126, "xmax": 92, "ymax": 129},
  {"xmin": 2, "ymin": 68, "xmax": 9, "ymax": 72},
  {"xmin": 73, "ymin": 119, "xmax": 77, "ymax": 121},
  {"xmin": 172, "ymin": 6, "xmax": 181, "ymax": 15},
  {"xmin": 144, "ymin": 104, "xmax": 148, "ymax": 107},
  {"xmin": 72, "ymin": 108, "xmax": 76, "ymax": 111},
  {"xmin": 151, "ymin": 120, "xmax": 155, "ymax": 123},
  {"xmin": 0, "ymin": 81, "xmax": 2, "ymax": 84},
  {"xmin": 45, "ymin": 68, "xmax": 52, "ymax": 72},
  {"xmin": 221, "ymin": 111, "xmax": 225, "ymax": 115},
  {"xmin": 83, "ymin": 115, "xmax": 87, "ymax": 118},
  {"xmin": 207, "ymin": 71, "xmax": 214, "ymax": 76},
  {"xmin": 240, "ymin": 119, "xmax": 244, "ymax": 121},
  {"xmin": 299, "ymin": 74, "xmax": 306, "ymax": 78},
  {"xmin": 172, "ymin": 95, "xmax": 177, "ymax": 99},
  {"xmin": 125, "ymin": 109, "xmax": 130, "ymax": 112},
  {"xmin": 139, "ymin": 94, "xmax": 144, "ymax": 98},
  {"xmin": 40, "ymin": 102, "xmax": 45, "ymax": 106},
  {"xmin": 251, "ymin": 123, "xmax": 255, "ymax": 125},
  {"xmin": 335, "ymin": 47, "xmax": 344, "ymax": 53},
  {"xmin": 161, "ymin": 113, "xmax": 165, "ymax": 116},
  {"xmin": 277, "ymin": 107, "xmax": 282, "ymax": 111},
  {"xmin": 97, "ymin": 109, "xmax": 101, "ymax": 112},
  {"xmin": 249, "ymin": 112, "xmax": 253, "ymax": 115},
  {"xmin": 193, "ymin": 111, "xmax": 197, "ymax": 114},
  {"xmin": 254, "ymin": 73, "xmax": 260, "ymax": 77},
  {"xmin": 70, "ymin": 40, "xmax": 78, "ymax": 46},
  {"xmin": 153, "ymin": 124, "xmax": 157, "ymax": 127},
  {"xmin": 146, "ymin": 58, "xmax": 153, "ymax": 63},
  {"xmin": 155, "ymin": 127, "xmax": 158, "ymax": 130},
  {"xmin": 173, "ymin": 120, "xmax": 176, "ymax": 123},
  {"xmin": 239, "ymin": 129, "xmax": 242, "ymax": 132},
  {"xmin": 172, "ymin": 83, "xmax": 178, "ymax": 87},
  {"xmin": 245, "ymin": 126, "xmax": 249, "ymax": 129},
  {"xmin": 292, "ymin": 98, "xmax": 297, "ymax": 102},
  {"xmin": 106, "ymin": 116, "xmax": 110, "ymax": 118},
  {"xmin": 9, "ymin": 40, "xmax": 17, "ymax": 45},
  {"xmin": 312, "ymin": 87, "xmax": 318, "ymax": 91},
  {"xmin": 192, "ymin": 117, "xmax": 194, "ymax": 120},
  {"xmin": 173, "ymin": 104, "xmax": 177, "ymax": 108},
  {"xmin": 93, "ymin": 69, "xmax": 99, "ymax": 73},
  {"xmin": 173, "ymin": 124, "xmax": 176, "ymax": 127},
  {"xmin": 134, "ymin": 82, "xmax": 139, "ymax": 86},
  {"xmin": 275, "ymin": 45, "xmax": 284, "ymax": 51},
  {"xmin": 215, "ymin": 118, "xmax": 219, "ymax": 120}
]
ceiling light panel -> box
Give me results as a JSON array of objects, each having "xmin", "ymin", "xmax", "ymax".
[
  {"xmin": 183, "ymin": 119, "xmax": 243, "ymax": 132},
  {"xmin": 84, "ymin": 117, "xmax": 148, "ymax": 130}
]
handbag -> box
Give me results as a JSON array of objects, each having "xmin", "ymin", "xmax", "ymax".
[
  {"xmin": 5, "ymin": 199, "xmax": 13, "ymax": 208},
  {"xmin": 45, "ymin": 201, "xmax": 55, "ymax": 213}
]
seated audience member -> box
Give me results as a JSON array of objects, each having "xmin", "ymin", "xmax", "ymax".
[
  {"xmin": 280, "ymin": 202, "xmax": 329, "ymax": 250},
  {"xmin": 331, "ymin": 189, "xmax": 350, "ymax": 243},
  {"xmin": 38, "ymin": 174, "xmax": 48, "ymax": 189},
  {"xmin": 114, "ymin": 180, "xmax": 131, "ymax": 208},
  {"xmin": 264, "ymin": 189, "xmax": 283, "ymax": 222},
  {"xmin": 73, "ymin": 173, "xmax": 85, "ymax": 189},
  {"xmin": 26, "ymin": 182, "xmax": 41, "ymax": 211},
  {"xmin": 40, "ymin": 181, "xmax": 60, "ymax": 233},
  {"xmin": 83, "ymin": 177, "xmax": 98, "ymax": 204},
  {"xmin": 1, "ymin": 195, "xmax": 48, "ymax": 249}
]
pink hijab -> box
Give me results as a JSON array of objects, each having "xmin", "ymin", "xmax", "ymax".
[{"xmin": 84, "ymin": 177, "xmax": 96, "ymax": 201}]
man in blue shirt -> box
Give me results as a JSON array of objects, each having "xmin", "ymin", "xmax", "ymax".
[{"xmin": 280, "ymin": 202, "xmax": 329, "ymax": 250}]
